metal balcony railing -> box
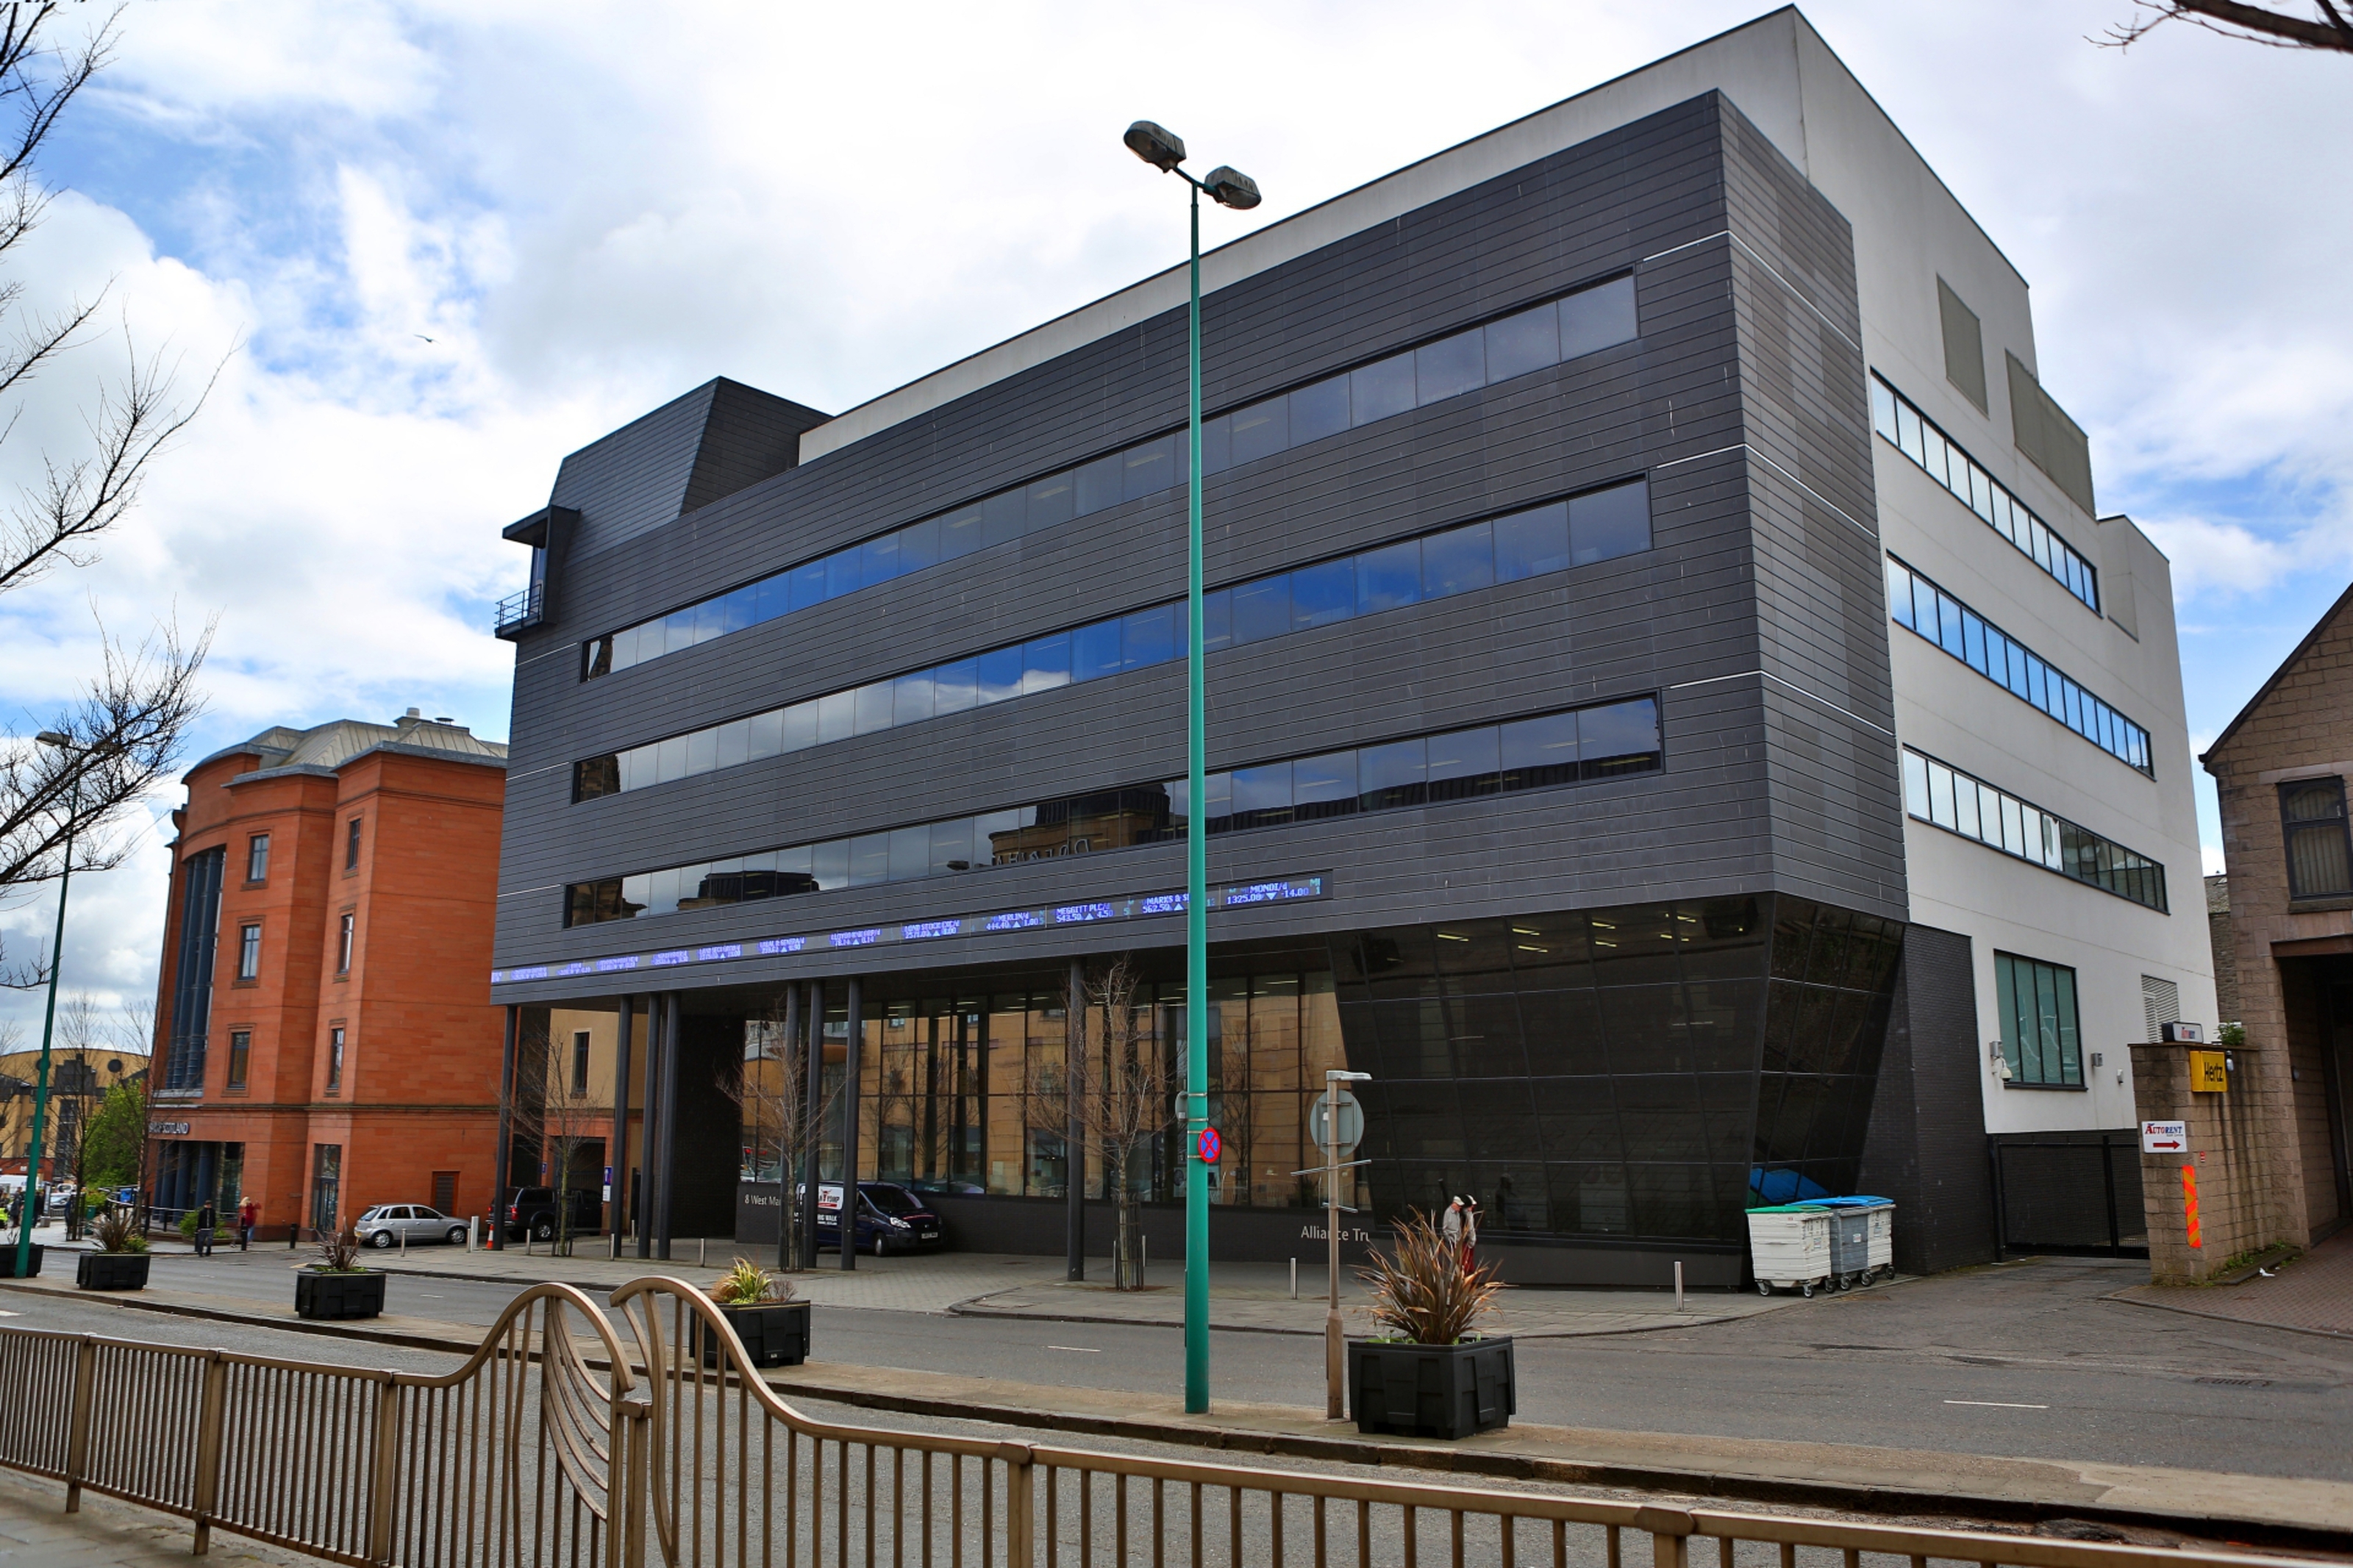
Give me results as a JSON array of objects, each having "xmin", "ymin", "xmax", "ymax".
[{"xmin": 493, "ymin": 581, "xmax": 544, "ymax": 638}]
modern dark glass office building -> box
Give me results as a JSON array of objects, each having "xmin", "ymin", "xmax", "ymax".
[{"xmin": 486, "ymin": 16, "xmax": 2201, "ymax": 1284}]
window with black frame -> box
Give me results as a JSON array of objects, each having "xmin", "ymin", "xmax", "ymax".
[
  {"xmin": 2281, "ymin": 776, "xmax": 2353, "ymax": 900},
  {"xmin": 1994, "ymin": 952, "xmax": 2083, "ymax": 1088}
]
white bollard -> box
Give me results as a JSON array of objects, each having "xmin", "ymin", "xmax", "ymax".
[
  {"xmin": 1290, "ymin": 1257, "xmax": 1298, "ymax": 1300},
  {"xmin": 1674, "ymin": 1259, "xmax": 1685, "ymax": 1311},
  {"xmin": 699, "ymin": 1236, "xmax": 708, "ymax": 1267},
  {"xmin": 400, "ymin": 1229, "xmax": 407, "ymax": 1257},
  {"xmin": 467, "ymin": 1216, "xmax": 477, "ymax": 1252}
]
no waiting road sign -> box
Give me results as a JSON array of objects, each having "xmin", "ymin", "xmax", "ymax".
[{"xmin": 1196, "ymin": 1127, "xmax": 1221, "ymax": 1164}]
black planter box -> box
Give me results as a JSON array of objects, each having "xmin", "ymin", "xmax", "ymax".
[
  {"xmin": 0, "ymin": 1243, "xmax": 40, "ymax": 1279},
  {"xmin": 76, "ymin": 1252, "xmax": 150, "ymax": 1291},
  {"xmin": 295, "ymin": 1268, "xmax": 387, "ymax": 1320},
  {"xmin": 1349, "ymin": 1336, "xmax": 1515, "ymax": 1440},
  {"xmin": 694, "ymin": 1300, "xmax": 811, "ymax": 1369}
]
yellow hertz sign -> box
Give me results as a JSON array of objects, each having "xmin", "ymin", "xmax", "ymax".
[{"xmin": 2188, "ymin": 1049, "xmax": 2229, "ymax": 1093}]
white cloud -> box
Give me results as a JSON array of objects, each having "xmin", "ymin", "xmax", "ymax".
[{"xmin": 4, "ymin": 0, "xmax": 2351, "ymax": 1036}]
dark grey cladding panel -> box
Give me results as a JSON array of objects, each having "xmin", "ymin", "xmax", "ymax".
[
  {"xmin": 494, "ymin": 88, "xmax": 1905, "ymax": 990},
  {"xmin": 1859, "ymin": 923, "xmax": 1996, "ymax": 1274},
  {"xmin": 534, "ymin": 94, "xmax": 1740, "ymax": 652},
  {"xmin": 549, "ymin": 378, "xmax": 829, "ymax": 559},
  {"xmin": 548, "ymin": 382, "xmax": 718, "ymax": 556}
]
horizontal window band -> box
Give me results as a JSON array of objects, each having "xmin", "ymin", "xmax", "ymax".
[
  {"xmin": 493, "ymin": 872, "xmax": 1333, "ymax": 987},
  {"xmin": 1871, "ymin": 373, "xmax": 2098, "ymax": 615},
  {"xmin": 1900, "ymin": 746, "xmax": 2168, "ymax": 912},
  {"xmin": 582, "ymin": 273, "xmax": 1640, "ymax": 683},
  {"xmin": 573, "ymin": 478, "xmax": 1652, "ymax": 804},
  {"xmin": 1885, "ymin": 554, "xmax": 2150, "ymax": 776},
  {"xmin": 560, "ymin": 695, "xmax": 1663, "ymax": 930}
]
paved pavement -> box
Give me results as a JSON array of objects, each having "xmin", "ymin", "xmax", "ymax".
[
  {"xmin": 0, "ymin": 1468, "xmax": 305, "ymax": 1567},
  {"xmin": 2111, "ymin": 1227, "xmax": 2353, "ymax": 1339}
]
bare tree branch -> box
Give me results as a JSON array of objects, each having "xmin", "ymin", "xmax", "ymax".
[
  {"xmin": 0, "ymin": 615, "xmax": 212, "ymax": 985},
  {"xmin": 2099, "ymin": 0, "xmax": 2353, "ymax": 51},
  {"xmin": 0, "ymin": 331, "xmax": 221, "ymax": 595}
]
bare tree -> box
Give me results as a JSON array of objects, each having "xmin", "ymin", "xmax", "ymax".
[
  {"xmin": 521, "ymin": 1021, "xmax": 606, "ymax": 1255},
  {"xmin": 0, "ymin": 4, "xmax": 218, "ymax": 982},
  {"xmin": 724, "ymin": 995, "xmax": 840, "ymax": 1270},
  {"xmin": 1026, "ymin": 956, "xmax": 1173, "ymax": 1289},
  {"xmin": 2100, "ymin": 0, "xmax": 2353, "ymax": 51}
]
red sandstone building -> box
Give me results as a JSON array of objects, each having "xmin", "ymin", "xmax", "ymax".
[{"xmin": 146, "ymin": 710, "xmax": 508, "ymax": 1238}]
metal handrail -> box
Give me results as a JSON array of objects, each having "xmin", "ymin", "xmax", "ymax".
[
  {"xmin": 1, "ymin": 1275, "xmax": 2334, "ymax": 1568},
  {"xmin": 493, "ymin": 582, "xmax": 543, "ymax": 635}
]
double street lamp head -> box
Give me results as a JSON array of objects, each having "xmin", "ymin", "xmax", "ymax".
[{"xmin": 1124, "ymin": 120, "xmax": 1261, "ymax": 210}]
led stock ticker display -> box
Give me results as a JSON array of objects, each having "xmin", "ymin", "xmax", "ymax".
[{"xmin": 491, "ymin": 872, "xmax": 1330, "ymax": 987}]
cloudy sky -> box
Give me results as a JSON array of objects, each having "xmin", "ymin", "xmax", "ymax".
[{"xmin": 1, "ymin": 0, "xmax": 2346, "ymax": 1040}]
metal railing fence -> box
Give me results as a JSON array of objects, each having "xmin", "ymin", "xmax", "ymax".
[{"xmin": 0, "ymin": 1273, "xmax": 2329, "ymax": 1568}]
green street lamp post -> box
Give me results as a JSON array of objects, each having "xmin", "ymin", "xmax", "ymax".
[
  {"xmin": 13, "ymin": 731, "xmax": 103, "ymax": 1279},
  {"xmin": 1124, "ymin": 119, "xmax": 1260, "ymax": 1416}
]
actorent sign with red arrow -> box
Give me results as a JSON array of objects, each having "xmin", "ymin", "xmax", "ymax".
[{"xmin": 2140, "ymin": 1120, "xmax": 2188, "ymax": 1153}]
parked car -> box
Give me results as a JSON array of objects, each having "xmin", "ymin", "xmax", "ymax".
[
  {"xmin": 354, "ymin": 1204, "xmax": 468, "ymax": 1249},
  {"xmin": 501, "ymin": 1186, "xmax": 601, "ymax": 1242},
  {"xmin": 814, "ymin": 1181, "xmax": 944, "ymax": 1256}
]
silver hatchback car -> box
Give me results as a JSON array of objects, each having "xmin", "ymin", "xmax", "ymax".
[{"xmin": 354, "ymin": 1204, "xmax": 468, "ymax": 1249}]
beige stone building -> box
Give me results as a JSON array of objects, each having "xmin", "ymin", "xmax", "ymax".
[{"xmin": 2197, "ymin": 581, "xmax": 2353, "ymax": 1267}]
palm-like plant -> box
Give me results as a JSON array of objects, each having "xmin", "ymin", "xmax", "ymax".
[
  {"xmin": 1356, "ymin": 1209, "xmax": 1501, "ymax": 1345},
  {"xmin": 711, "ymin": 1256, "xmax": 793, "ymax": 1306},
  {"xmin": 313, "ymin": 1223, "xmax": 365, "ymax": 1272},
  {"xmin": 91, "ymin": 1202, "xmax": 145, "ymax": 1254}
]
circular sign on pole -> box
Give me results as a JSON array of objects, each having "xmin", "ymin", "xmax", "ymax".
[
  {"xmin": 1195, "ymin": 1127, "xmax": 1221, "ymax": 1165},
  {"xmin": 1310, "ymin": 1092, "xmax": 1364, "ymax": 1156}
]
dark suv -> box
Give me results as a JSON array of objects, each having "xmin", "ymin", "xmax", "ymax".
[{"xmin": 501, "ymin": 1186, "xmax": 601, "ymax": 1242}]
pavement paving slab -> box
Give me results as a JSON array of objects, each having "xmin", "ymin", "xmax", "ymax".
[
  {"xmin": 2109, "ymin": 1229, "xmax": 2353, "ymax": 1340},
  {"xmin": 0, "ymin": 1469, "xmax": 301, "ymax": 1567}
]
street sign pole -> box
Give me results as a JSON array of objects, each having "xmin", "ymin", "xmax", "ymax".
[{"xmin": 1315, "ymin": 1070, "xmax": 1368, "ymax": 1420}]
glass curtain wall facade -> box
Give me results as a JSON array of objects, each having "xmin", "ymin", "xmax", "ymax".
[{"xmin": 744, "ymin": 894, "xmax": 1901, "ymax": 1251}]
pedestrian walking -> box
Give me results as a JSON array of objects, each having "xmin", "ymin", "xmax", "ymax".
[
  {"xmin": 194, "ymin": 1200, "xmax": 217, "ymax": 1258},
  {"xmin": 1441, "ymin": 1195, "xmax": 1464, "ymax": 1261},
  {"xmin": 1460, "ymin": 1195, "xmax": 1482, "ymax": 1278},
  {"xmin": 237, "ymin": 1196, "xmax": 257, "ymax": 1250}
]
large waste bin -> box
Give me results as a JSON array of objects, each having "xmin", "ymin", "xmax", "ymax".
[
  {"xmin": 1745, "ymin": 1205, "xmax": 1832, "ymax": 1297},
  {"xmin": 1805, "ymin": 1196, "xmax": 1895, "ymax": 1286}
]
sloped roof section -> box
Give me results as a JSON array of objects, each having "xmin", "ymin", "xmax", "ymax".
[
  {"xmin": 196, "ymin": 709, "xmax": 508, "ymax": 784},
  {"xmin": 2200, "ymin": 578, "xmax": 2353, "ymax": 767}
]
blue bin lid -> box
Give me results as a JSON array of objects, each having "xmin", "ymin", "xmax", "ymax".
[{"xmin": 1805, "ymin": 1195, "xmax": 1893, "ymax": 1208}]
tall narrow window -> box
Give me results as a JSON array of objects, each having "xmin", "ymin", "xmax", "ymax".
[
  {"xmin": 572, "ymin": 1031, "xmax": 591, "ymax": 1097},
  {"xmin": 326, "ymin": 1026, "xmax": 346, "ymax": 1093},
  {"xmin": 226, "ymin": 1031, "xmax": 251, "ymax": 1091},
  {"xmin": 345, "ymin": 817, "xmax": 363, "ymax": 872},
  {"xmin": 337, "ymin": 912, "xmax": 356, "ymax": 975},
  {"xmin": 2281, "ymin": 776, "xmax": 2353, "ymax": 899},
  {"xmin": 246, "ymin": 834, "xmax": 271, "ymax": 883},
  {"xmin": 1994, "ymin": 953, "xmax": 2083, "ymax": 1087},
  {"xmin": 310, "ymin": 1145, "xmax": 341, "ymax": 1236},
  {"xmin": 237, "ymin": 923, "xmax": 261, "ymax": 981}
]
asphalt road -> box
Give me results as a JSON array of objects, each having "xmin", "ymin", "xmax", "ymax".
[{"xmin": 6, "ymin": 1251, "xmax": 2347, "ymax": 1484}]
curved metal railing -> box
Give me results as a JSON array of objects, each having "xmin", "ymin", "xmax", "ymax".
[{"xmin": 0, "ymin": 1273, "xmax": 2335, "ymax": 1568}]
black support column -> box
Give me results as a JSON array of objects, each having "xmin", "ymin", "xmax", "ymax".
[
  {"xmin": 798, "ymin": 979, "xmax": 822, "ymax": 1270},
  {"xmin": 638, "ymin": 993, "xmax": 660, "ymax": 1259},
  {"xmin": 657, "ymin": 992, "xmax": 679, "ymax": 1261},
  {"xmin": 1066, "ymin": 956, "xmax": 1085, "ymax": 1282},
  {"xmin": 776, "ymin": 984, "xmax": 800, "ymax": 1271},
  {"xmin": 839, "ymin": 976, "xmax": 860, "ymax": 1271},
  {"xmin": 491, "ymin": 1004, "xmax": 517, "ymax": 1251},
  {"xmin": 610, "ymin": 997, "xmax": 633, "ymax": 1256}
]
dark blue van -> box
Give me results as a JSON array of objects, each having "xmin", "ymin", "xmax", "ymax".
[{"xmin": 814, "ymin": 1181, "xmax": 945, "ymax": 1256}]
